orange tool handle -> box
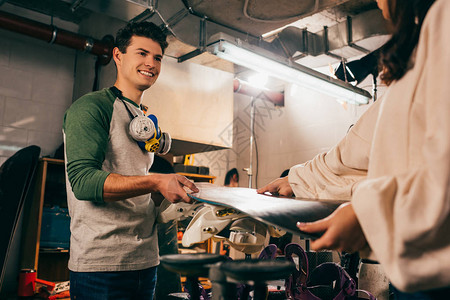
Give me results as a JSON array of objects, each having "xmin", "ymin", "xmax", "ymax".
[{"xmin": 35, "ymin": 278, "xmax": 56, "ymax": 291}]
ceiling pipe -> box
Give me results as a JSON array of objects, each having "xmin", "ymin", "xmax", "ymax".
[
  {"xmin": 233, "ymin": 78, "xmax": 284, "ymax": 106},
  {"xmin": 0, "ymin": 10, "xmax": 113, "ymax": 65}
]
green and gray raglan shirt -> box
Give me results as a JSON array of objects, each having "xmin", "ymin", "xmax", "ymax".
[{"xmin": 63, "ymin": 88, "xmax": 158, "ymax": 272}]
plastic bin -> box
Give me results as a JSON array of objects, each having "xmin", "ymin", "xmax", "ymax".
[{"xmin": 40, "ymin": 206, "xmax": 70, "ymax": 249}]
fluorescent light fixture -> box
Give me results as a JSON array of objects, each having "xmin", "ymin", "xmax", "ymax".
[
  {"xmin": 247, "ymin": 73, "xmax": 269, "ymax": 89},
  {"xmin": 207, "ymin": 34, "xmax": 371, "ymax": 105}
]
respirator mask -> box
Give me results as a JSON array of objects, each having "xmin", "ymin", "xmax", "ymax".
[{"xmin": 110, "ymin": 86, "xmax": 171, "ymax": 155}]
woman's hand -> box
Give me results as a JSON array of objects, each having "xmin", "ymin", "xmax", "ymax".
[
  {"xmin": 297, "ymin": 202, "xmax": 368, "ymax": 253},
  {"xmin": 257, "ymin": 176, "xmax": 293, "ymax": 197}
]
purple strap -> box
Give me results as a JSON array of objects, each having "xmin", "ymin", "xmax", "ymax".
[
  {"xmin": 258, "ymin": 244, "xmax": 278, "ymax": 260},
  {"xmin": 308, "ymin": 262, "xmax": 356, "ymax": 299},
  {"xmin": 285, "ymin": 243, "xmax": 315, "ymax": 299},
  {"xmin": 284, "ymin": 243, "xmax": 377, "ymax": 300},
  {"xmin": 356, "ymin": 289, "xmax": 377, "ymax": 300}
]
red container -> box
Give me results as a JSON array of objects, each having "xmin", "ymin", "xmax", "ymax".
[
  {"xmin": 17, "ymin": 269, "xmax": 55, "ymax": 296},
  {"xmin": 17, "ymin": 269, "xmax": 36, "ymax": 297}
]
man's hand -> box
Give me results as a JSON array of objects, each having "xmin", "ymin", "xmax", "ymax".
[
  {"xmin": 257, "ymin": 177, "xmax": 293, "ymax": 197},
  {"xmin": 103, "ymin": 173, "xmax": 198, "ymax": 203},
  {"xmin": 297, "ymin": 202, "xmax": 367, "ymax": 253},
  {"xmin": 154, "ymin": 174, "xmax": 199, "ymax": 203}
]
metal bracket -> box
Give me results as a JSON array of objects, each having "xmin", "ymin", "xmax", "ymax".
[{"xmin": 347, "ymin": 16, "xmax": 370, "ymax": 54}]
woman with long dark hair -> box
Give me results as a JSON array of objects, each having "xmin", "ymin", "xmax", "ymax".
[{"xmin": 258, "ymin": 0, "xmax": 450, "ymax": 298}]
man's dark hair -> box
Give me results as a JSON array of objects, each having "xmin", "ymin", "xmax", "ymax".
[
  {"xmin": 380, "ymin": 0, "xmax": 435, "ymax": 85},
  {"xmin": 224, "ymin": 168, "xmax": 239, "ymax": 186},
  {"xmin": 115, "ymin": 21, "xmax": 168, "ymax": 54}
]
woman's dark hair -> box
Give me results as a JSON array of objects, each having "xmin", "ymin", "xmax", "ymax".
[
  {"xmin": 115, "ymin": 21, "xmax": 169, "ymax": 54},
  {"xmin": 224, "ymin": 168, "xmax": 239, "ymax": 185},
  {"xmin": 280, "ymin": 169, "xmax": 290, "ymax": 178},
  {"xmin": 380, "ymin": 0, "xmax": 435, "ymax": 85}
]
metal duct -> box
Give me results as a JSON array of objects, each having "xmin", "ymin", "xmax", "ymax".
[
  {"xmin": 147, "ymin": 0, "xmax": 264, "ymax": 53},
  {"xmin": 275, "ymin": 9, "xmax": 389, "ymax": 60},
  {"xmin": 78, "ymin": 0, "xmax": 263, "ymax": 56},
  {"xmin": 129, "ymin": 0, "xmax": 387, "ymax": 62},
  {"xmin": 0, "ymin": 10, "xmax": 114, "ymax": 65},
  {"xmin": 0, "ymin": 0, "xmax": 389, "ymax": 68},
  {"xmin": 15, "ymin": 0, "xmax": 386, "ymax": 64}
]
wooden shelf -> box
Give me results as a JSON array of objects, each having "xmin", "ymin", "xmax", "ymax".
[
  {"xmin": 20, "ymin": 158, "xmax": 69, "ymax": 282},
  {"xmin": 176, "ymin": 172, "xmax": 216, "ymax": 183},
  {"xmin": 39, "ymin": 248, "xmax": 69, "ymax": 254},
  {"xmin": 40, "ymin": 157, "xmax": 65, "ymax": 165}
]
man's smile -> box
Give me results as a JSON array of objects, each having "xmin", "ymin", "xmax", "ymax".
[{"xmin": 139, "ymin": 70, "xmax": 155, "ymax": 77}]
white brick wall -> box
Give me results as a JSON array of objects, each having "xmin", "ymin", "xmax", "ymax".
[{"xmin": 0, "ymin": 29, "xmax": 75, "ymax": 162}]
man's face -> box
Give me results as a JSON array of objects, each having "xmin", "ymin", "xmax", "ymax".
[{"xmin": 115, "ymin": 36, "xmax": 163, "ymax": 92}]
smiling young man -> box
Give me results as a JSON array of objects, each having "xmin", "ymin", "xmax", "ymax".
[{"xmin": 63, "ymin": 22, "xmax": 198, "ymax": 299}]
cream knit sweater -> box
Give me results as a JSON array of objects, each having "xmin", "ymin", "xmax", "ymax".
[{"xmin": 289, "ymin": 0, "xmax": 450, "ymax": 292}]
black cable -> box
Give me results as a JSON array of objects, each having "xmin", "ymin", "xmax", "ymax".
[
  {"xmin": 253, "ymin": 113, "xmax": 259, "ymax": 189},
  {"xmin": 252, "ymin": 93, "xmax": 266, "ymax": 189},
  {"xmin": 92, "ymin": 56, "xmax": 101, "ymax": 91}
]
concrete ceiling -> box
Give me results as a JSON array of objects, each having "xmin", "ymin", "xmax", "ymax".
[
  {"xmin": 3, "ymin": 0, "xmax": 377, "ymax": 35},
  {"xmin": 1, "ymin": 0, "xmax": 389, "ymax": 83},
  {"xmin": 188, "ymin": 0, "xmax": 378, "ymax": 36}
]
